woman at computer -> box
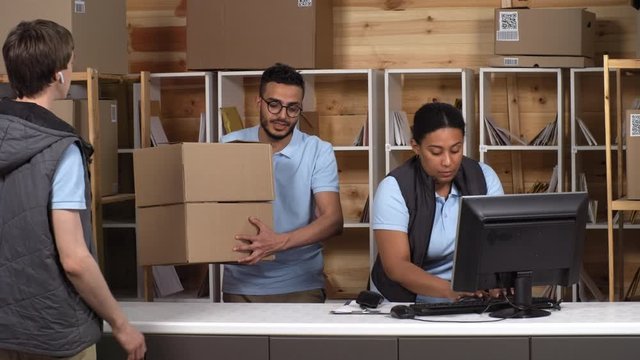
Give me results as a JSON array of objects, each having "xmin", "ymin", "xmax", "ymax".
[{"xmin": 370, "ymin": 102, "xmax": 504, "ymax": 303}]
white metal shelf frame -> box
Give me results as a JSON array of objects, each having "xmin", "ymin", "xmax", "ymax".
[
  {"xmin": 479, "ymin": 67, "xmax": 564, "ymax": 192},
  {"xmin": 383, "ymin": 68, "xmax": 475, "ymax": 174}
]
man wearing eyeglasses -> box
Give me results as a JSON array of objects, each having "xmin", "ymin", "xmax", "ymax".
[{"xmin": 221, "ymin": 63, "xmax": 344, "ymax": 303}]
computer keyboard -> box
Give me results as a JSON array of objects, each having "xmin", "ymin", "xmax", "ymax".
[{"xmin": 409, "ymin": 296, "xmax": 559, "ymax": 316}]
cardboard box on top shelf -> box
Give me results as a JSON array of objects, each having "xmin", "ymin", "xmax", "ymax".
[
  {"xmin": 494, "ymin": 8, "xmax": 596, "ymax": 59},
  {"xmin": 187, "ymin": 0, "xmax": 333, "ymax": 70},
  {"xmin": 488, "ymin": 55, "xmax": 594, "ymax": 68},
  {"xmin": 626, "ymin": 110, "xmax": 640, "ymax": 199},
  {"xmin": 50, "ymin": 99, "xmax": 119, "ymax": 196},
  {"xmin": 501, "ymin": 0, "xmax": 530, "ymax": 8},
  {"xmin": 0, "ymin": 0, "xmax": 127, "ymax": 74},
  {"xmin": 136, "ymin": 202, "xmax": 273, "ymax": 265},
  {"xmin": 133, "ymin": 142, "xmax": 274, "ymax": 207}
]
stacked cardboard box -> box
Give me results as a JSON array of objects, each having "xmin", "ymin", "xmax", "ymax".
[
  {"xmin": 0, "ymin": 0, "xmax": 127, "ymax": 74},
  {"xmin": 133, "ymin": 143, "xmax": 275, "ymax": 265},
  {"xmin": 50, "ymin": 99, "xmax": 119, "ymax": 196},
  {"xmin": 491, "ymin": 8, "xmax": 596, "ymax": 68},
  {"xmin": 626, "ymin": 110, "xmax": 640, "ymax": 199},
  {"xmin": 186, "ymin": 0, "xmax": 333, "ymax": 70}
]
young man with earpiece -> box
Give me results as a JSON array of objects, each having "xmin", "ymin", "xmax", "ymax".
[{"xmin": 0, "ymin": 20, "xmax": 146, "ymax": 359}]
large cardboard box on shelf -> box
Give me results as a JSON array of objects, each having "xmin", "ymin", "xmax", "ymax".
[
  {"xmin": 0, "ymin": 0, "xmax": 127, "ymax": 74},
  {"xmin": 494, "ymin": 8, "xmax": 596, "ymax": 58},
  {"xmin": 626, "ymin": 110, "xmax": 640, "ymax": 199},
  {"xmin": 186, "ymin": 0, "xmax": 333, "ymax": 70},
  {"xmin": 488, "ymin": 55, "xmax": 594, "ymax": 68},
  {"xmin": 136, "ymin": 202, "xmax": 273, "ymax": 265},
  {"xmin": 49, "ymin": 99, "xmax": 119, "ymax": 196},
  {"xmin": 133, "ymin": 143, "xmax": 274, "ymax": 207}
]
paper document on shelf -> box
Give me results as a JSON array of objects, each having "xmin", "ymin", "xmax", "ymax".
[
  {"xmin": 484, "ymin": 116, "xmax": 526, "ymax": 145},
  {"xmin": 576, "ymin": 117, "xmax": 597, "ymax": 146},
  {"xmin": 150, "ymin": 116, "xmax": 169, "ymax": 146},
  {"xmin": 390, "ymin": 111, "xmax": 411, "ymax": 146},
  {"xmin": 220, "ymin": 106, "xmax": 244, "ymax": 135},
  {"xmin": 529, "ymin": 116, "xmax": 557, "ymax": 146},
  {"xmin": 331, "ymin": 300, "xmax": 396, "ymax": 314},
  {"xmin": 546, "ymin": 165, "xmax": 558, "ymax": 193},
  {"xmin": 198, "ymin": 112, "xmax": 206, "ymax": 143},
  {"xmin": 152, "ymin": 265, "xmax": 183, "ymax": 297}
]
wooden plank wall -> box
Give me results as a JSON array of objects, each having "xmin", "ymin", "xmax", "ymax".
[
  {"xmin": 127, "ymin": 0, "xmax": 636, "ymax": 72},
  {"xmin": 127, "ymin": 0, "xmax": 639, "ymax": 298}
]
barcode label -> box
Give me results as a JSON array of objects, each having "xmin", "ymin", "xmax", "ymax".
[
  {"xmin": 497, "ymin": 11, "xmax": 518, "ymax": 41},
  {"xmin": 631, "ymin": 113, "xmax": 640, "ymax": 137},
  {"xmin": 499, "ymin": 11, "xmax": 518, "ymax": 30},
  {"xmin": 111, "ymin": 104, "xmax": 118, "ymax": 123},
  {"xmin": 503, "ymin": 57, "xmax": 519, "ymax": 66},
  {"xmin": 74, "ymin": 0, "xmax": 85, "ymax": 13},
  {"xmin": 298, "ymin": 0, "xmax": 312, "ymax": 7}
]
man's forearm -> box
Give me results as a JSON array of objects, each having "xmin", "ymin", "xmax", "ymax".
[
  {"xmin": 281, "ymin": 211, "xmax": 343, "ymax": 250},
  {"xmin": 64, "ymin": 252, "xmax": 128, "ymax": 329}
]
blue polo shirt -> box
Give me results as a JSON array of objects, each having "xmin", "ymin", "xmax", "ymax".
[
  {"xmin": 372, "ymin": 162, "xmax": 503, "ymax": 303},
  {"xmin": 221, "ymin": 126, "xmax": 339, "ymax": 295}
]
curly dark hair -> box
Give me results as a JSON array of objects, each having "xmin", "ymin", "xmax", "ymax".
[{"xmin": 259, "ymin": 63, "xmax": 305, "ymax": 98}]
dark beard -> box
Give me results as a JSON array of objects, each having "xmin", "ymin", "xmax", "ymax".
[{"xmin": 259, "ymin": 117, "xmax": 297, "ymax": 141}]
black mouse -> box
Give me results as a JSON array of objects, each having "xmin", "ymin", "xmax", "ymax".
[{"xmin": 390, "ymin": 305, "xmax": 415, "ymax": 319}]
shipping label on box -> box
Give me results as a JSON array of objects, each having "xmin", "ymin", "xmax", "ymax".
[
  {"xmin": 134, "ymin": 142, "xmax": 275, "ymax": 207},
  {"xmin": 136, "ymin": 202, "xmax": 273, "ymax": 265}
]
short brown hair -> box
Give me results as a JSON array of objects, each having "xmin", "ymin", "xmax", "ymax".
[{"xmin": 2, "ymin": 19, "xmax": 74, "ymax": 98}]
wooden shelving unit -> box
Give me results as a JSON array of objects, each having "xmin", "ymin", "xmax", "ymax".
[
  {"xmin": 0, "ymin": 69, "xmax": 136, "ymax": 274},
  {"xmin": 479, "ymin": 67, "xmax": 563, "ymax": 195},
  {"xmin": 603, "ymin": 56, "xmax": 640, "ymax": 301}
]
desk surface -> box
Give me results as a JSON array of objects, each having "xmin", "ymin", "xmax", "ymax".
[{"xmin": 108, "ymin": 302, "xmax": 640, "ymax": 337}]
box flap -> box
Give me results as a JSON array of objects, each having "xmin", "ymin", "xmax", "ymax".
[{"xmin": 134, "ymin": 144, "xmax": 186, "ymax": 207}]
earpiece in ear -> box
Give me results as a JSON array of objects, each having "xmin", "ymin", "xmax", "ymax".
[{"xmin": 58, "ymin": 71, "xmax": 65, "ymax": 84}]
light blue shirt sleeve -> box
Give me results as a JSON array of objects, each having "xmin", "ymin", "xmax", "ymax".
[
  {"xmin": 479, "ymin": 162, "xmax": 504, "ymax": 195},
  {"xmin": 372, "ymin": 176, "xmax": 409, "ymax": 232},
  {"xmin": 311, "ymin": 142, "xmax": 339, "ymax": 193},
  {"xmin": 51, "ymin": 143, "xmax": 86, "ymax": 210}
]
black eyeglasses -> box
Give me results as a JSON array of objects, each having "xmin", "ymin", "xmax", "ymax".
[{"xmin": 260, "ymin": 96, "xmax": 302, "ymax": 118}]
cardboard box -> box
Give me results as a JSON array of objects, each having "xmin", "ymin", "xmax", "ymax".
[
  {"xmin": 187, "ymin": 0, "xmax": 333, "ymax": 70},
  {"xmin": 137, "ymin": 202, "xmax": 273, "ymax": 265},
  {"xmin": 494, "ymin": 8, "xmax": 595, "ymax": 58},
  {"xmin": 501, "ymin": 0, "xmax": 530, "ymax": 8},
  {"xmin": 0, "ymin": 0, "xmax": 127, "ymax": 74},
  {"xmin": 488, "ymin": 55, "xmax": 594, "ymax": 68},
  {"xmin": 133, "ymin": 143, "xmax": 274, "ymax": 207},
  {"xmin": 626, "ymin": 110, "xmax": 640, "ymax": 199},
  {"xmin": 49, "ymin": 99, "xmax": 119, "ymax": 196}
]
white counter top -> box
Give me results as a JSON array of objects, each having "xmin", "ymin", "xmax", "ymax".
[{"xmin": 106, "ymin": 302, "xmax": 640, "ymax": 337}]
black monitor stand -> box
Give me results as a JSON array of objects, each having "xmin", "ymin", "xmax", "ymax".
[{"xmin": 489, "ymin": 271, "xmax": 552, "ymax": 319}]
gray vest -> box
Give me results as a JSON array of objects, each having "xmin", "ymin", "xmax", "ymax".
[
  {"xmin": 0, "ymin": 101, "xmax": 101, "ymax": 357},
  {"xmin": 370, "ymin": 156, "xmax": 487, "ymax": 302}
]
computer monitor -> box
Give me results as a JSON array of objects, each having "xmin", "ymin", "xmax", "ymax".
[{"xmin": 452, "ymin": 192, "xmax": 588, "ymax": 318}]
